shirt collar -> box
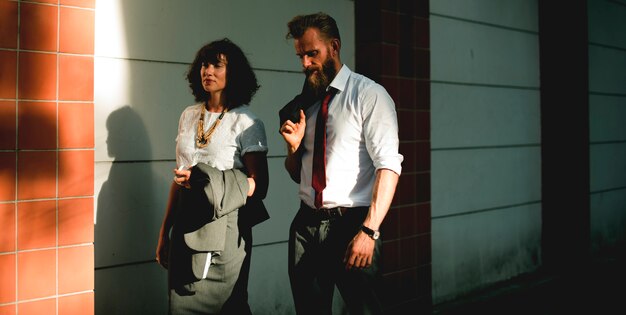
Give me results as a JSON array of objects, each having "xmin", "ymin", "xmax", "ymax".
[{"xmin": 328, "ymin": 64, "xmax": 351, "ymax": 94}]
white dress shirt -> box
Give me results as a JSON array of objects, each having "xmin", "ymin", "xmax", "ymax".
[{"xmin": 300, "ymin": 65, "xmax": 403, "ymax": 209}]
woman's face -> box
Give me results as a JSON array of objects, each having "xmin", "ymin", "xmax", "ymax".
[{"xmin": 200, "ymin": 54, "xmax": 227, "ymax": 96}]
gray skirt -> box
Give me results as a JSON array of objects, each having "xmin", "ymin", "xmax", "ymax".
[{"xmin": 168, "ymin": 211, "xmax": 252, "ymax": 315}]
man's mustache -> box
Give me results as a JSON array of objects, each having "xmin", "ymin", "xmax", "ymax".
[{"xmin": 303, "ymin": 66, "xmax": 320, "ymax": 76}]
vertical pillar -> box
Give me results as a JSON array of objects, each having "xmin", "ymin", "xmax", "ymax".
[
  {"xmin": 538, "ymin": 0, "xmax": 590, "ymax": 270},
  {"xmin": 355, "ymin": 0, "xmax": 432, "ymax": 311}
]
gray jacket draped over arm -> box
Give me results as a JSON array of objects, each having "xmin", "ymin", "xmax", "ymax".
[{"xmin": 177, "ymin": 162, "xmax": 269, "ymax": 253}]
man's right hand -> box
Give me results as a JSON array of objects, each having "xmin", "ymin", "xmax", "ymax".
[{"xmin": 280, "ymin": 109, "xmax": 306, "ymax": 155}]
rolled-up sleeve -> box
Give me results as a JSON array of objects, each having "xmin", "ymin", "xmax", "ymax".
[
  {"xmin": 362, "ymin": 84, "xmax": 403, "ymax": 175},
  {"xmin": 239, "ymin": 118, "xmax": 269, "ymax": 156}
]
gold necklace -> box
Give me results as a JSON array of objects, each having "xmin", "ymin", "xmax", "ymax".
[{"xmin": 196, "ymin": 103, "xmax": 227, "ymax": 148}]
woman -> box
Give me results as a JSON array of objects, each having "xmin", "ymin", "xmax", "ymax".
[{"xmin": 156, "ymin": 38, "xmax": 268, "ymax": 314}]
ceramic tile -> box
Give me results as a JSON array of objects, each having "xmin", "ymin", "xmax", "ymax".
[
  {"xmin": 59, "ymin": 198, "xmax": 93, "ymax": 245},
  {"xmin": 415, "ymin": 17, "xmax": 430, "ymax": 49},
  {"xmin": 0, "ymin": 0, "xmax": 18, "ymax": 49},
  {"xmin": 17, "ymin": 101, "xmax": 56, "ymax": 150},
  {"xmin": 19, "ymin": 2, "xmax": 58, "ymax": 52},
  {"xmin": 58, "ymin": 150, "xmax": 94, "ymax": 197},
  {"xmin": 17, "ymin": 250, "xmax": 56, "ymax": 300},
  {"xmin": 17, "ymin": 298, "xmax": 56, "ymax": 315},
  {"xmin": 398, "ymin": 142, "xmax": 416, "ymax": 173},
  {"xmin": 416, "ymin": 110, "xmax": 430, "ymax": 141},
  {"xmin": 393, "ymin": 173, "xmax": 417, "ymax": 205},
  {"xmin": 0, "ymin": 304, "xmax": 16, "ymax": 315},
  {"xmin": 59, "ymin": 292, "xmax": 94, "ymax": 315},
  {"xmin": 415, "ymin": 48, "xmax": 430, "ymax": 79},
  {"xmin": 416, "ymin": 80, "xmax": 429, "ymax": 110},
  {"xmin": 416, "ymin": 202, "xmax": 431, "ymax": 234},
  {"xmin": 59, "ymin": 102, "xmax": 94, "ymax": 148},
  {"xmin": 60, "ymin": 6, "xmax": 94, "ymax": 54},
  {"xmin": 0, "ymin": 203, "xmax": 16, "ymax": 252},
  {"xmin": 0, "ymin": 101, "xmax": 16, "ymax": 149},
  {"xmin": 59, "ymin": 55, "xmax": 94, "ymax": 101},
  {"xmin": 60, "ymin": 0, "xmax": 95, "ymax": 9},
  {"xmin": 381, "ymin": 268, "xmax": 419, "ymax": 305},
  {"xmin": 0, "ymin": 51, "xmax": 17, "ymax": 99},
  {"xmin": 381, "ymin": 205, "xmax": 399, "ymax": 240},
  {"xmin": 380, "ymin": 76, "xmax": 399, "ymax": 105},
  {"xmin": 0, "ymin": 152, "xmax": 16, "ymax": 201},
  {"xmin": 381, "ymin": 43, "xmax": 399, "ymax": 77},
  {"xmin": 17, "ymin": 52, "xmax": 57, "ymax": 100},
  {"xmin": 397, "ymin": 109, "xmax": 416, "ymax": 141},
  {"xmin": 17, "ymin": 151, "xmax": 56, "ymax": 200},
  {"xmin": 399, "ymin": 77, "xmax": 417, "ymax": 109},
  {"xmin": 355, "ymin": 42, "xmax": 382, "ymax": 78},
  {"xmin": 0, "ymin": 254, "xmax": 16, "ymax": 303},
  {"xmin": 417, "ymin": 233, "xmax": 431, "ymax": 266},
  {"xmin": 397, "ymin": 205, "xmax": 419, "ymax": 237},
  {"xmin": 382, "ymin": 240, "xmax": 400, "ymax": 271},
  {"xmin": 415, "ymin": 141, "xmax": 430, "ymax": 172},
  {"xmin": 17, "ymin": 200, "xmax": 56, "ymax": 250},
  {"xmin": 417, "ymin": 172, "xmax": 430, "ymax": 203},
  {"xmin": 399, "ymin": 236, "xmax": 419, "ymax": 269},
  {"xmin": 382, "ymin": 11, "xmax": 400, "ymax": 44},
  {"xmin": 381, "ymin": 0, "xmax": 398, "ymax": 11},
  {"xmin": 59, "ymin": 245, "xmax": 94, "ymax": 294}
]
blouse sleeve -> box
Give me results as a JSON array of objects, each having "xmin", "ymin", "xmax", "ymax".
[{"xmin": 239, "ymin": 117, "xmax": 268, "ymax": 156}]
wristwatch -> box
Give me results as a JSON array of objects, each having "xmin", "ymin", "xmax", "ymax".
[{"xmin": 361, "ymin": 225, "xmax": 380, "ymax": 240}]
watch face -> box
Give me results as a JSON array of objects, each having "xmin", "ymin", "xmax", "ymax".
[{"xmin": 372, "ymin": 231, "xmax": 380, "ymax": 240}]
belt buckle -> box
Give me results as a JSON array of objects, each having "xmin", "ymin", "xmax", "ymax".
[{"xmin": 327, "ymin": 207, "xmax": 343, "ymax": 218}]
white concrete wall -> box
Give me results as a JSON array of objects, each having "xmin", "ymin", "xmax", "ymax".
[
  {"xmin": 588, "ymin": 0, "xmax": 626, "ymax": 255},
  {"xmin": 429, "ymin": 0, "xmax": 542, "ymax": 303},
  {"xmin": 93, "ymin": 1, "xmax": 354, "ymax": 314}
]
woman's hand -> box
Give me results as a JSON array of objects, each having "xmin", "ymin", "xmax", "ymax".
[
  {"xmin": 173, "ymin": 167, "xmax": 191, "ymax": 188},
  {"xmin": 247, "ymin": 177, "xmax": 256, "ymax": 197},
  {"xmin": 242, "ymin": 152, "xmax": 268, "ymax": 199},
  {"xmin": 156, "ymin": 231, "xmax": 170, "ymax": 269}
]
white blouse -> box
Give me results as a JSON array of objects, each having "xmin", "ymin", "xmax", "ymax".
[{"xmin": 176, "ymin": 104, "xmax": 268, "ymax": 171}]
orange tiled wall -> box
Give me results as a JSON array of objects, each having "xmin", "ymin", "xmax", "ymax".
[{"xmin": 0, "ymin": 1, "xmax": 95, "ymax": 314}]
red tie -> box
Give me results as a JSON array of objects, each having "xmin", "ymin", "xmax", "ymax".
[{"xmin": 312, "ymin": 89, "xmax": 335, "ymax": 209}]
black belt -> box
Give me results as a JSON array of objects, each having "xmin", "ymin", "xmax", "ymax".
[{"xmin": 301, "ymin": 202, "xmax": 367, "ymax": 220}]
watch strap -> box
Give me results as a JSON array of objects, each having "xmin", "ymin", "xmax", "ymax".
[{"xmin": 360, "ymin": 225, "xmax": 379, "ymax": 239}]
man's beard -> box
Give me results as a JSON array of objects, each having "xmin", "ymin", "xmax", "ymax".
[{"xmin": 304, "ymin": 58, "xmax": 337, "ymax": 98}]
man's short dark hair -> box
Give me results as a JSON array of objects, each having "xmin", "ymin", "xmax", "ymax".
[
  {"xmin": 187, "ymin": 38, "xmax": 259, "ymax": 108},
  {"xmin": 286, "ymin": 12, "xmax": 341, "ymax": 42}
]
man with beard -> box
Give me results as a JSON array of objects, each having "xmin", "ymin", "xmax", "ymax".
[{"xmin": 279, "ymin": 12, "xmax": 403, "ymax": 315}]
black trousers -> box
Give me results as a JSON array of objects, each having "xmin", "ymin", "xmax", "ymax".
[{"xmin": 288, "ymin": 203, "xmax": 383, "ymax": 315}]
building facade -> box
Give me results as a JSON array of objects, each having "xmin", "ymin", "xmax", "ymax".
[{"xmin": 1, "ymin": 0, "xmax": 625, "ymax": 314}]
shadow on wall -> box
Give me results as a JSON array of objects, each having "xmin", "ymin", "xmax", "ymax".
[{"xmin": 95, "ymin": 105, "xmax": 163, "ymax": 314}]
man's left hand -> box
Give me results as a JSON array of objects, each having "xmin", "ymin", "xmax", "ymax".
[{"xmin": 343, "ymin": 231, "xmax": 375, "ymax": 269}]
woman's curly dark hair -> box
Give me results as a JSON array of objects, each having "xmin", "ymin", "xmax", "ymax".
[{"xmin": 186, "ymin": 38, "xmax": 260, "ymax": 109}]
